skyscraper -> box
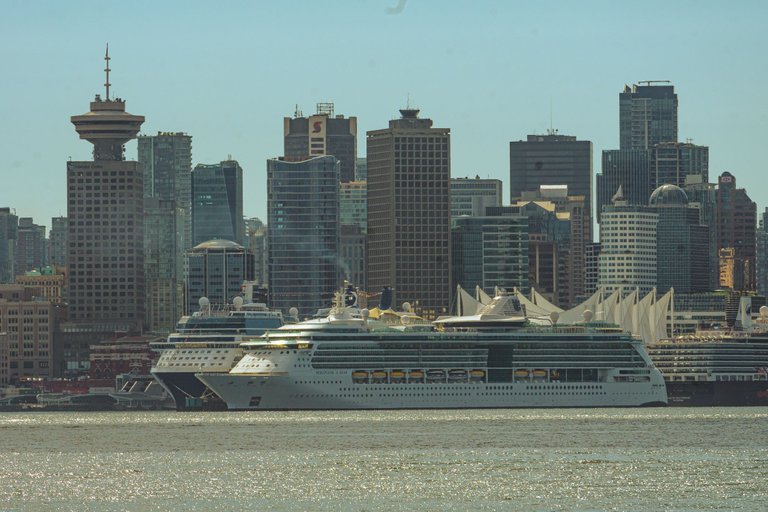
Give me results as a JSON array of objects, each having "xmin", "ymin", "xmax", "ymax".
[
  {"xmin": 184, "ymin": 240, "xmax": 255, "ymax": 315},
  {"xmin": 15, "ymin": 218, "xmax": 46, "ymax": 274},
  {"xmin": 138, "ymin": 132, "xmax": 192, "ymax": 330},
  {"xmin": 339, "ymin": 181, "xmax": 367, "ymax": 290},
  {"xmin": 450, "ymin": 177, "xmax": 503, "ymax": 217},
  {"xmin": 619, "ymin": 82, "xmax": 678, "ymax": 150},
  {"xmin": 757, "ymin": 208, "xmax": 768, "ymax": 296},
  {"xmin": 596, "ymin": 149, "xmax": 651, "ymax": 223},
  {"xmin": 191, "ymin": 160, "xmax": 244, "ymax": 246},
  {"xmin": 684, "ymin": 175, "xmax": 719, "ymax": 290},
  {"xmin": 651, "ymin": 142, "xmax": 709, "ymax": 191},
  {"xmin": 366, "ymin": 108, "xmax": 451, "ymax": 318},
  {"xmin": 509, "ymin": 133, "xmax": 592, "ymax": 239},
  {"xmin": 68, "ymin": 47, "xmax": 145, "ymax": 331},
  {"xmin": 267, "ymin": 155, "xmax": 340, "ymax": 316},
  {"xmin": 245, "ymin": 217, "xmax": 268, "ymax": 287},
  {"xmin": 48, "ymin": 217, "xmax": 67, "ymax": 268},
  {"xmin": 0, "ymin": 208, "xmax": 18, "ymax": 283},
  {"xmin": 284, "ymin": 103, "xmax": 357, "ymax": 182},
  {"xmin": 715, "ymin": 172, "xmax": 756, "ymax": 291}
]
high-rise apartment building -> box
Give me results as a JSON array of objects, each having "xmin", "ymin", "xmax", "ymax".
[
  {"xmin": 68, "ymin": 48, "xmax": 145, "ymax": 332},
  {"xmin": 619, "ymin": 82, "xmax": 678, "ymax": 150},
  {"xmin": 191, "ymin": 160, "xmax": 244, "ymax": 246},
  {"xmin": 15, "ymin": 218, "xmax": 46, "ymax": 275},
  {"xmin": 651, "ymin": 142, "xmax": 708, "ymax": 191},
  {"xmin": 0, "ymin": 208, "xmax": 18, "ymax": 283},
  {"xmin": 649, "ymin": 184, "xmax": 710, "ymax": 293},
  {"xmin": 715, "ymin": 172, "xmax": 756, "ymax": 291},
  {"xmin": 450, "ymin": 177, "xmax": 503, "ymax": 217},
  {"xmin": 185, "ymin": 240, "xmax": 254, "ymax": 315},
  {"xmin": 509, "ymin": 133, "xmax": 592, "ymax": 240},
  {"xmin": 267, "ymin": 156, "xmax": 340, "ymax": 316},
  {"xmin": 284, "ymin": 103, "xmax": 357, "ymax": 182},
  {"xmin": 366, "ymin": 108, "xmax": 451, "ymax": 318},
  {"xmin": 48, "ymin": 217, "xmax": 68, "ymax": 268},
  {"xmin": 452, "ymin": 214, "xmax": 529, "ymax": 297},
  {"xmin": 598, "ymin": 192, "xmax": 658, "ymax": 296}
]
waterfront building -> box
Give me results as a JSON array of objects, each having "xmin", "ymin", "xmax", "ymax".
[
  {"xmin": 0, "ymin": 284, "xmax": 55, "ymax": 384},
  {"xmin": 515, "ymin": 185, "xmax": 590, "ymax": 307},
  {"xmin": 284, "ymin": 103, "xmax": 357, "ymax": 183},
  {"xmin": 651, "ymin": 142, "xmax": 708, "ymax": 191},
  {"xmin": 715, "ymin": 172, "xmax": 756, "ymax": 291},
  {"xmin": 450, "ymin": 177, "xmax": 503, "ymax": 217},
  {"xmin": 451, "ymin": 214, "xmax": 529, "ymax": 298},
  {"xmin": 245, "ymin": 218, "xmax": 268, "ymax": 287},
  {"xmin": 649, "ymin": 184, "xmax": 710, "ymax": 293},
  {"xmin": 191, "ymin": 160, "xmax": 244, "ymax": 246},
  {"xmin": 598, "ymin": 190, "xmax": 658, "ymax": 296},
  {"xmin": 184, "ymin": 239, "xmax": 254, "ymax": 315},
  {"xmin": 355, "ymin": 157, "xmax": 367, "ymax": 182},
  {"xmin": 0, "ymin": 208, "xmax": 18, "ymax": 283},
  {"xmin": 15, "ymin": 267, "xmax": 65, "ymax": 304},
  {"xmin": 366, "ymin": 107, "xmax": 451, "ymax": 318},
  {"xmin": 684, "ymin": 175, "xmax": 720, "ymax": 290},
  {"xmin": 68, "ymin": 47, "xmax": 145, "ymax": 332},
  {"xmin": 15, "ymin": 218, "xmax": 46, "ymax": 275},
  {"xmin": 758, "ymin": 208, "xmax": 768, "ymax": 296},
  {"xmin": 619, "ymin": 82, "xmax": 678, "ymax": 150},
  {"xmin": 267, "ymin": 155, "xmax": 340, "ymax": 316},
  {"xmin": 48, "ymin": 217, "xmax": 67, "ymax": 268},
  {"xmin": 89, "ymin": 335, "xmax": 161, "ymax": 380},
  {"xmin": 597, "ymin": 149, "xmax": 652, "ymax": 222},
  {"xmin": 509, "ymin": 132, "xmax": 592, "ymax": 239},
  {"xmin": 144, "ymin": 198, "xmax": 182, "ymax": 333}
]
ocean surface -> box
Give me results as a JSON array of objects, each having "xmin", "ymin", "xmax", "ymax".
[{"xmin": 0, "ymin": 408, "xmax": 766, "ymax": 511}]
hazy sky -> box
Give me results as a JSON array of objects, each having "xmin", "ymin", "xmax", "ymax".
[{"xmin": 1, "ymin": 0, "xmax": 767, "ymax": 229}]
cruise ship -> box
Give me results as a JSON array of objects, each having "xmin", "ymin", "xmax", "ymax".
[
  {"xmin": 197, "ymin": 292, "xmax": 667, "ymax": 410},
  {"xmin": 648, "ymin": 330, "xmax": 768, "ymax": 406},
  {"xmin": 150, "ymin": 296, "xmax": 286, "ymax": 409}
]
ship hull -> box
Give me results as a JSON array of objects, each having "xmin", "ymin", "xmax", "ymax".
[
  {"xmin": 665, "ymin": 381, "xmax": 768, "ymax": 407},
  {"xmin": 197, "ymin": 372, "xmax": 667, "ymax": 410},
  {"xmin": 150, "ymin": 371, "xmax": 225, "ymax": 410}
]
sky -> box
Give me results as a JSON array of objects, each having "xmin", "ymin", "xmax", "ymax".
[{"xmin": 1, "ymin": 0, "xmax": 767, "ymax": 230}]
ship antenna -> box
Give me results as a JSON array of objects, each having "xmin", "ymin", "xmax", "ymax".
[{"xmin": 104, "ymin": 43, "xmax": 111, "ymax": 101}]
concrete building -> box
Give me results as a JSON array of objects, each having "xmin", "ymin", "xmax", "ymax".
[
  {"xmin": 509, "ymin": 132, "xmax": 592, "ymax": 240},
  {"xmin": 15, "ymin": 267, "xmax": 65, "ymax": 304},
  {"xmin": 192, "ymin": 160, "xmax": 244, "ymax": 246},
  {"xmin": 185, "ymin": 239, "xmax": 254, "ymax": 315},
  {"xmin": 48, "ymin": 217, "xmax": 68, "ymax": 268},
  {"xmin": 267, "ymin": 155, "xmax": 340, "ymax": 316},
  {"xmin": 15, "ymin": 218, "xmax": 46, "ymax": 275},
  {"xmin": 619, "ymin": 82, "xmax": 678, "ymax": 150},
  {"xmin": 758, "ymin": 208, "xmax": 768, "ymax": 296},
  {"xmin": 649, "ymin": 184, "xmax": 710, "ymax": 293},
  {"xmin": 450, "ymin": 177, "xmax": 503, "ymax": 217},
  {"xmin": 0, "ymin": 284, "xmax": 55, "ymax": 384},
  {"xmin": 598, "ymin": 190, "xmax": 658, "ymax": 296},
  {"xmin": 68, "ymin": 48, "xmax": 145, "ymax": 332},
  {"xmin": 0, "ymin": 208, "xmax": 18, "ymax": 283},
  {"xmin": 452, "ymin": 214, "xmax": 529, "ymax": 298},
  {"xmin": 144, "ymin": 198, "xmax": 182, "ymax": 333},
  {"xmin": 715, "ymin": 172, "xmax": 757, "ymax": 291},
  {"xmin": 366, "ymin": 108, "xmax": 451, "ymax": 318},
  {"xmin": 284, "ymin": 103, "xmax": 357, "ymax": 183}
]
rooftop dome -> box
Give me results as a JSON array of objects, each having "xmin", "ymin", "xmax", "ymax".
[
  {"xmin": 649, "ymin": 184, "xmax": 688, "ymax": 207},
  {"xmin": 192, "ymin": 239, "xmax": 245, "ymax": 252}
]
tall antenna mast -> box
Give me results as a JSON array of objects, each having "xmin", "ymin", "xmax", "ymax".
[{"xmin": 104, "ymin": 43, "xmax": 111, "ymax": 100}]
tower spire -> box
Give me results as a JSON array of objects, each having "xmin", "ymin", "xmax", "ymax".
[{"xmin": 104, "ymin": 43, "xmax": 111, "ymax": 101}]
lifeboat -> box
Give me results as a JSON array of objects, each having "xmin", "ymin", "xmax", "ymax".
[
  {"xmin": 533, "ymin": 369, "xmax": 548, "ymax": 379},
  {"xmin": 390, "ymin": 370, "xmax": 405, "ymax": 383},
  {"xmin": 448, "ymin": 369, "xmax": 468, "ymax": 383},
  {"xmin": 371, "ymin": 370, "xmax": 387, "ymax": 383},
  {"xmin": 469, "ymin": 369, "xmax": 486, "ymax": 382},
  {"xmin": 352, "ymin": 370, "xmax": 369, "ymax": 384},
  {"xmin": 514, "ymin": 369, "xmax": 530, "ymax": 378},
  {"xmin": 408, "ymin": 370, "xmax": 424, "ymax": 383},
  {"xmin": 426, "ymin": 369, "xmax": 446, "ymax": 383}
]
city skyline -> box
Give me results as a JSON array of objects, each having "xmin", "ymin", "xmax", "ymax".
[{"xmin": 1, "ymin": 1, "xmax": 768, "ymax": 229}]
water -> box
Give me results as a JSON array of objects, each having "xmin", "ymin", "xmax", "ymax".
[{"xmin": 0, "ymin": 408, "xmax": 766, "ymax": 511}]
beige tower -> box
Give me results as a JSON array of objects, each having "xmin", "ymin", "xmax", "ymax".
[
  {"xmin": 67, "ymin": 46, "xmax": 146, "ymax": 332},
  {"xmin": 366, "ymin": 108, "xmax": 451, "ymax": 318}
]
